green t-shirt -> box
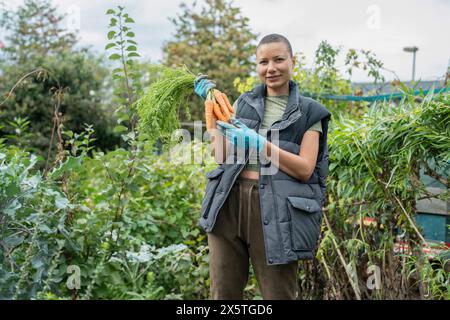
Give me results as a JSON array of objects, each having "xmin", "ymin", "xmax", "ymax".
[{"xmin": 242, "ymin": 95, "xmax": 322, "ymax": 172}]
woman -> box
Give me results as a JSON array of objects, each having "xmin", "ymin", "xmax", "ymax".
[{"xmin": 195, "ymin": 34, "xmax": 331, "ymax": 300}]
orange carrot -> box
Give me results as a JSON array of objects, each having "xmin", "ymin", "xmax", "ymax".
[
  {"xmin": 205, "ymin": 100, "xmax": 216, "ymax": 130},
  {"xmin": 213, "ymin": 89, "xmax": 231, "ymax": 121},
  {"xmin": 213, "ymin": 101, "xmax": 227, "ymax": 122},
  {"xmin": 221, "ymin": 92, "xmax": 235, "ymax": 114}
]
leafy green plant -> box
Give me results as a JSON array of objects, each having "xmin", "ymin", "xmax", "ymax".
[
  {"xmin": 3, "ymin": 117, "xmax": 34, "ymax": 151},
  {"xmin": 105, "ymin": 6, "xmax": 142, "ymax": 135},
  {"xmin": 313, "ymin": 91, "xmax": 450, "ymax": 299},
  {"xmin": 135, "ymin": 66, "xmax": 196, "ymax": 144},
  {"xmin": 0, "ymin": 148, "xmax": 76, "ymax": 299},
  {"xmin": 0, "ymin": 0, "xmax": 115, "ymax": 161}
]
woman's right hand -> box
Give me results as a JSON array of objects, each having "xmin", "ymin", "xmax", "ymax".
[{"xmin": 194, "ymin": 74, "xmax": 216, "ymax": 99}]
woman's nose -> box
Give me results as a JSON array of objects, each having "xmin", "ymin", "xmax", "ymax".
[{"xmin": 267, "ymin": 61, "xmax": 277, "ymax": 73}]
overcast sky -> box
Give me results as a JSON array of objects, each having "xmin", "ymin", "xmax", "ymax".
[{"xmin": 3, "ymin": 0, "xmax": 450, "ymax": 82}]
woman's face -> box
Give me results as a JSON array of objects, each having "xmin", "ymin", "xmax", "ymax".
[{"xmin": 256, "ymin": 42, "xmax": 296, "ymax": 95}]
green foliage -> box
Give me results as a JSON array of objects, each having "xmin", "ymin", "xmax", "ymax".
[
  {"xmin": 312, "ymin": 91, "xmax": 450, "ymax": 299},
  {"xmin": 95, "ymin": 244, "xmax": 210, "ymax": 299},
  {"xmin": 105, "ymin": 6, "xmax": 143, "ymax": 136},
  {"xmin": 0, "ymin": 51, "xmax": 116, "ymax": 162},
  {"xmin": 0, "ymin": 0, "xmax": 77, "ymax": 63},
  {"xmin": 68, "ymin": 139, "xmax": 214, "ymax": 299},
  {"xmin": 0, "ymin": 148, "xmax": 73, "ymax": 299},
  {"xmin": 344, "ymin": 48, "xmax": 385, "ymax": 84},
  {"xmin": 0, "ymin": 135, "xmax": 217, "ymax": 299},
  {"xmin": 135, "ymin": 66, "xmax": 196, "ymax": 144},
  {"xmin": 0, "ymin": 0, "xmax": 119, "ymax": 164},
  {"xmin": 3, "ymin": 117, "xmax": 34, "ymax": 151}
]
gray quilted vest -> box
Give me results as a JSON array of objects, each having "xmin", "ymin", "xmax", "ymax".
[{"xmin": 200, "ymin": 81, "xmax": 331, "ymax": 265}]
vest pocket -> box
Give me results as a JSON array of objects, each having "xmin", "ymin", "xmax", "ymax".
[
  {"xmin": 201, "ymin": 168, "xmax": 225, "ymax": 219},
  {"xmin": 286, "ymin": 196, "xmax": 322, "ymax": 251}
]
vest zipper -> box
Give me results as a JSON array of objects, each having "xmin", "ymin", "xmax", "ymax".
[
  {"xmin": 268, "ymin": 107, "xmax": 302, "ymax": 133},
  {"xmin": 259, "ymin": 133, "xmax": 289, "ymax": 264},
  {"xmin": 260, "ymin": 106, "xmax": 302, "ymax": 264}
]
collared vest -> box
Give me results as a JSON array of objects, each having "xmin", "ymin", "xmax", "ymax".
[{"xmin": 199, "ymin": 80, "xmax": 332, "ymax": 265}]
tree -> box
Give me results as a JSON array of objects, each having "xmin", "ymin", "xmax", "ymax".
[
  {"xmin": 0, "ymin": 0, "xmax": 119, "ymax": 164},
  {"xmin": 163, "ymin": 0, "xmax": 257, "ymax": 120},
  {"xmin": 0, "ymin": 0, "xmax": 77, "ymax": 63}
]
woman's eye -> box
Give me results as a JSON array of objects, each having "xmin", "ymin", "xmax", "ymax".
[{"xmin": 259, "ymin": 61, "xmax": 268, "ymax": 65}]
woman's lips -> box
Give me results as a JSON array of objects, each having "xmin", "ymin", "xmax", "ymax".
[{"xmin": 267, "ymin": 75, "xmax": 281, "ymax": 81}]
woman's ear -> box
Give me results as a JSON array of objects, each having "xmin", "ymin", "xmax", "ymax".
[{"xmin": 291, "ymin": 55, "xmax": 296, "ymax": 70}]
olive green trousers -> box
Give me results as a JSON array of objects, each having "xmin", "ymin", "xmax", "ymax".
[{"xmin": 207, "ymin": 177, "xmax": 298, "ymax": 300}]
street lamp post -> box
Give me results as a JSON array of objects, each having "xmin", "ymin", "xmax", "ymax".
[{"xmin": 403, "ymin": 46, "xmax": 419, "ymax": 81}]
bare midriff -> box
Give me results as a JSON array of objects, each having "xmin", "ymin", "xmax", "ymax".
[{"xmin": 239, "ymin": 169, "xmax": 259, "ymax": 180}]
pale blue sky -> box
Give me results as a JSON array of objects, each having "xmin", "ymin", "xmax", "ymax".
[{"xmin": 3, "ymin": 0, "xmax": 450, "ymax": 82}]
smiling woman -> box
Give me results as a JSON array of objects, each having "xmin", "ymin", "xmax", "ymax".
[
  {"xmin": 238, "ymin": 35, "xmax": 322, "ymax": 181},
  {"xmin": 256, "ymin": 34, "xmax": 296, "ymax": 96},
  {"xmin": 196, "ymin": 33, "xmax": 332, "ymax": 300}
]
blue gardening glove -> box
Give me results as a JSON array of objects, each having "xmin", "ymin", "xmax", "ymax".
[
  {"xmin": 216, "ymin": 118, "xmax": 267, "ymax": 153},
  {"xmin": 194, "ymin": 74, "xmax": 216, "ymax": 99}
]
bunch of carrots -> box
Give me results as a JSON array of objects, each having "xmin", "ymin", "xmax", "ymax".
[
  {"xmin": 204, "ymin": 89, "xmax": 235, "ymax": 130},
  {"xmin": 135, "ymin": 66, "xmax": 236, "ymax": 143}
]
